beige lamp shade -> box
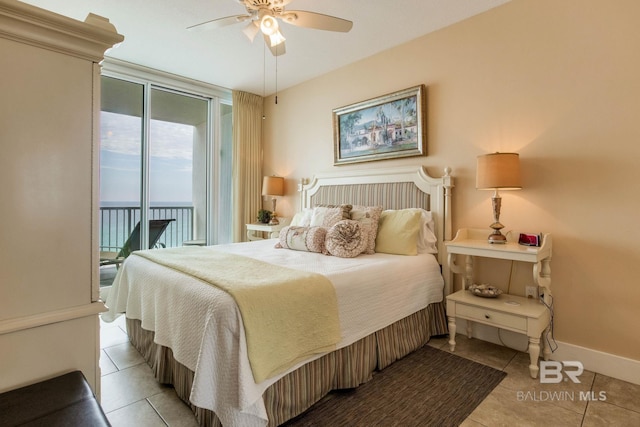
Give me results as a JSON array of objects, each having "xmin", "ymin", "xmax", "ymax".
[
  {"xmin": 262, "ymin": 175, "xmax": 284, "ymax": 196},
  {"xmin": 476, "ymin": 152, "xmax": 522, "ymax": 190}
]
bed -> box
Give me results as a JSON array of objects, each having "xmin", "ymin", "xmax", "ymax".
[{"xmin": 103, "ymin": 165, "xmax": 454, "ymax": 427}]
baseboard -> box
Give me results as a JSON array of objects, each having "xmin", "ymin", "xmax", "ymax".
[
  {"xmin": 552, "ymin": 341, "xmax": 640, "ymax": 386},
  {"xmin": 455, "ymin": 319, "xmax": 640, "ymax": 386}
]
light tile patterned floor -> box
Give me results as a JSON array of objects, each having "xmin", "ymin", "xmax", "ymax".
[
  {"xmin": 100, "ymin": 316, "xmax": 199, "ymax": 427},
  {"xmin": 100, "ymin": 318, "xmax": 640, "ymax": 426}
]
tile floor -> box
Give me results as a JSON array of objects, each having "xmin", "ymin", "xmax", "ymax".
[{"xmin": 100, "ymin": 318, "xmax": 640, "ymax": 426}]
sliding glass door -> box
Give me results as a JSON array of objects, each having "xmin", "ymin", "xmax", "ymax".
[
  {"xmin": 99, "ymin": 77, "xmax": 144, "ymax": 258},
  {"xmin": 149, "ymin": 88, "xmax": 209, "ymax": 247},
  {"xmin": 99, "ymin": 75, "xmax": 232, "ymax": 289}
]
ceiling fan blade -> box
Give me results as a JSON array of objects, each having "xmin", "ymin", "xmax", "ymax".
[
  {"xmin": 187, "ymin": 14, "xmax": 251, "ymax": 32},
  {"xmin": 280, "ymin": 10, "xmax": 353, "ymax": 32},
  {"xmin": 242, "ymin": 21, "xmax": 260, "ymax": 42},
  {"xmin": 264, "ymin": 34, "xmax": 286, "ymax": 56}
]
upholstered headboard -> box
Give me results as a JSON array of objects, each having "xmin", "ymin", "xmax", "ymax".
[{"xmin": 301, "ymin": 166, "xmax": 454, "ymax": 294}]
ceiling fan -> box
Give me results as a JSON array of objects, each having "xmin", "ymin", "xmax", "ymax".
[{"xmin": 188, "ymin": 0, "xmax": 353, "ymax": 56}]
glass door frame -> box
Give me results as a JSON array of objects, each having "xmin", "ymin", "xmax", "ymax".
[
  {"xmin": 101, "ymin": 62, "xmax": 232, "ymax": 247},
  {"xmin": 143, "ymin": 85, "xmax": 212, "ymax": 248}
]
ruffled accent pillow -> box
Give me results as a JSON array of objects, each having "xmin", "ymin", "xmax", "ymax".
[
  {"xmin": 309, "ymin": 204, "xmax": 352, "ymax": 228},
  {"xmin": 276, "ymin": 226, "xmax": 327, "ymax": 253},
  {"xmin": 325, "ymin": 220, "xmax": 367, "ymax": 258},
  {"xmin": 349, "ymin": 205, "xmax": 383, "ymax": 254}
]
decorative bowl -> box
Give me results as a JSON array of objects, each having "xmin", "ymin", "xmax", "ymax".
[{"xmin": 468, "ymin": 284, "xmax": 502, "ymax": 298}]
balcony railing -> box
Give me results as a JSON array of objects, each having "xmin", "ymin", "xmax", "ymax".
[{"xmin": 99, "ymin": 205, "xmax": 194, "ymax": 252}]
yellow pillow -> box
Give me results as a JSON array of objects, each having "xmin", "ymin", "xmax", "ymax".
[{"xmin": 374, "ymin": 209, "xmax": 422, "ymax": 255}]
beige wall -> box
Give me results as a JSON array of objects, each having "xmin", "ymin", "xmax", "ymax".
[{"xmin": 263, "ymin": 0, "xmax": 640, "ymax": 361}]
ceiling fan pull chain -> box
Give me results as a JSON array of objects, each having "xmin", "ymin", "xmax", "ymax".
[{"xmin": 263, "ymin": 42, "xmax": 267, "ymax": 119}]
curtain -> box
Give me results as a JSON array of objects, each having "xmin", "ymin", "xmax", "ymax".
[{"xmin": 231, "ymin": 90, "xmax": 264, "ymax": 242}]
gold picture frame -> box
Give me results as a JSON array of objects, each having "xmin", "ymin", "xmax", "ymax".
[{"xmin": 333, "ymin": 85, "xmax": 427, "ymax": 165}]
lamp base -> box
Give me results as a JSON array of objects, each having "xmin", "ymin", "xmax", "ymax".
[
  {"xmin": 488, "ymin": 193, "xmax": 507, "ymax": 244},
  {"xmin": 269, "ymin": 198, "xmax": 279, "ymax": 225},
  {"xmin": 487, "ymin": 230, "xmax": 507, "ymax": 244}
]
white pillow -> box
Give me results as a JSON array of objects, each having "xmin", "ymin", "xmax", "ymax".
[
  {"xmin": 290, "ymin": 209, "xmax": 312, "ymax": 227},
  {"xmin": 416, "ymin": 209, "xmax": 438, "ymax": 254}
]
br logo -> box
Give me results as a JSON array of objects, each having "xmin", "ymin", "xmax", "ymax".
[{"xmin": 539, "ymin": 361, "xmax": 584, "ymax": 383}]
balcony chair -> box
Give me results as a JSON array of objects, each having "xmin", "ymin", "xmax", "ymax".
[{"xmin": 100, "ymin": 219, "xmax": 175, "ymax": 268}]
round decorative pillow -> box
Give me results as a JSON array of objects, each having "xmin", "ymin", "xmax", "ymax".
[{"xmin": 325, "ymin": 220, "xmax": 367, "ymax": 258}]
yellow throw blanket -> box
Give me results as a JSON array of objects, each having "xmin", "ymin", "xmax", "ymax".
[{"xmin": 133, "ymin": 246, "xmax": 341, "ymax": 383}]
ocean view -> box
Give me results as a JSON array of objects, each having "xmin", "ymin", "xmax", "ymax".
[{"xmin": 100, "ymin": 201, "xmax": 194, "ymax": 207}]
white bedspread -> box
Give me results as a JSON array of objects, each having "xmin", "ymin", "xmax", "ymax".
[{"xmin": 103, "ymin": 239, "xmax": 444, "ymax": 426}]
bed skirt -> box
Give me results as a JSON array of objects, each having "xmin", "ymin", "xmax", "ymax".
[{"xmin": 126, "ymin": 301, "xmax": 447, "ymax": 426}]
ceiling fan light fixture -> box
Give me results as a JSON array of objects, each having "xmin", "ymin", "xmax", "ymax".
[
  {"xmin": 260, "ymin": 15, "xmax": 279, "ymax": 36},
  {"xmin": 189, "ymin": 0, "xmax": 352, "ymax": 56},
  {"xmin": 268, "ymin": 29, "xmax": 286, "ymax": 47}
]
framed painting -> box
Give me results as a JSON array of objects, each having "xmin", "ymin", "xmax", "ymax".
[{"xmin": 333, "ymin": 85, "xmax": 426, "ymax": 165}]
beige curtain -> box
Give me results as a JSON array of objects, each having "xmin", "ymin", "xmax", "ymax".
[{"xmin": 231, "ymin": 90, "xmax": 264, "ymax": 242}]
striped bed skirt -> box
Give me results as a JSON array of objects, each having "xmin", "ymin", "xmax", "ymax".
[{"xmin": 126, "ymin": 301, "xmax": 448, "ymax": 426}]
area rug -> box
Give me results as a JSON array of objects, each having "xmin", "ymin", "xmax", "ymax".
[{"xmin": 282, "ymin": 344, "xmax": 506, "ymax": 427}]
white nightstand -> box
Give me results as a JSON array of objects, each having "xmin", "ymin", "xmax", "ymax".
[
  {"xmin": 183, "ymin": 239, "xmax": 206, "ymax": 246},
  {"xmin": 445, "ymin": 228, "xmax": 553, "ymax": 378},
  {"xmin": 246, "ymin": 222, "xmax": 287, "ymax": 241}
]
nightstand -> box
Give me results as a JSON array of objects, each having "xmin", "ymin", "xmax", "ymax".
[
  {"xmin": 246, "ymin": 222, "xmax": 287, "ymax": 241},
  {"xmin": 445, "ymin": 228, "xmax": 553, "ymax": 378}
]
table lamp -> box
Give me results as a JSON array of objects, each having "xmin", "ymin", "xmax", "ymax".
[
  {"xmin": 476, "ymin": 152, "xmax": 522, "ymax": 243},
  {"xmin": 262, "ymin": 175, "xmax": 284, "ymax": 225}
]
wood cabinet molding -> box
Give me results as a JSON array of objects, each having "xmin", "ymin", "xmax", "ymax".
[{"xmin": 0, "ymin": 0, "xmax": 123, "ymax": 62}]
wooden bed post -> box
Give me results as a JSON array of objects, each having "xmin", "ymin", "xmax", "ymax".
[{"xmin": 441, "ymin": 167, "xmax": 454, "ymax": 296}]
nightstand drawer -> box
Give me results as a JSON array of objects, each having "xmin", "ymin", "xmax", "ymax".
[{"xmin": 456, "ymin": 304, "xmax": 527, "ymax": 331}]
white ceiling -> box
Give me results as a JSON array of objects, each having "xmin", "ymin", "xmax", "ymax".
[{"xmin": 22, "ymin": 0, "xmax": 510, "ymax": 95}]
